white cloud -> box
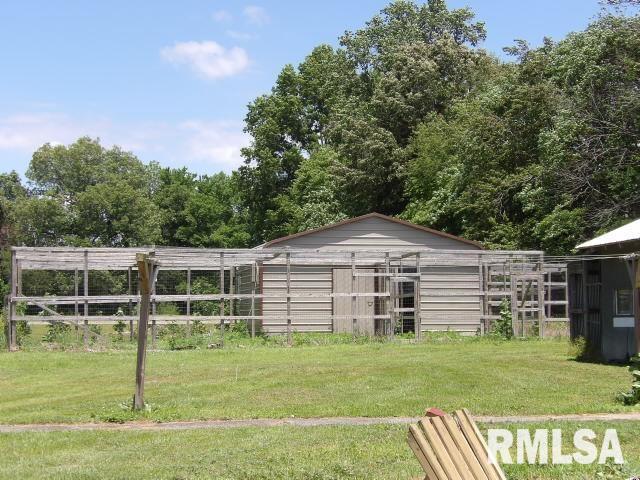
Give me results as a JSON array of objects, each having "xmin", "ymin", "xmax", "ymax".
[
  {"xmin": 243, "ymin": 5, "xmax": 269, "ymax": 25},
  {"xmin": 160, "ymin": 41, "xmax": 249, "ymax": 79},
  {"xmin": 0, "ymin": 112, "xmax": 248, "ymax": 174},
  {"xmin": 212, "ymin": 9, "xmax": 232, "ymax": 22},
  {"xmin": 179, "ymin": 120, "xmax": 249, "ymax": 169}
]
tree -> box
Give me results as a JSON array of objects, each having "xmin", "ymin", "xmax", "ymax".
[
  {"xmin": 153, "ymin": 167, "xmax": 198, "ymax": 246},
  {"xmin": 239, "ymin": 0, "xmax": 492, "ymax": 242},
  {"xmin": 176, "ymin": 173, "xmax": 251, "ymax": 248},
  {"xmin": 74, "ymin": 180, "xmax": 162, "ymax": 247}
]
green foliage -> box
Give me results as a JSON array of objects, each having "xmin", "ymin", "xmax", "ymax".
[
  {"xmin": 617, "ymin": 355, "xmax": 640, "ymax": 405},
  {"xmin": 568, "ymin": 335, "xmax": 602, "ymax": 362},
  {"xmin": 42, "ymin": 322, "xmax": 71, "ymax": 343},
  {"xmin": 491, "ymin": 299, "xmax": 513, "ymax": 340}
]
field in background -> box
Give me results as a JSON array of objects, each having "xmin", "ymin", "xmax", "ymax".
[
  {"xmin": 1, "ymin": 421, "xmax": 638, "ymax": 479},
  {"xmin": 0, "ymin": 339, "xmax": 635, "ymax": 424}
]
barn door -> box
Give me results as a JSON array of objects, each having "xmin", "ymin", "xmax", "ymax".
[{"xmin": 332, "ymin": 268, "xmax": 375, "ymax": 334}]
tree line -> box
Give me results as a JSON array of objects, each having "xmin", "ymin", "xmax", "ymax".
[{"xmin": 1, "ymin": 0, "xmax": 639, "ymax": 299}]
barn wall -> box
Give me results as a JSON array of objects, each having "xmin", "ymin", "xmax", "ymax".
[
  {"xmin": 269, "ymin": 216, "xmax": 480, "ymax": 251},
  {"xmin": 261, "ymin": 265, "xmax": 333, "ymax": 333},
  {"xmin": 419, "ymin": 265, "xmax": 482, "ymax": 334}
]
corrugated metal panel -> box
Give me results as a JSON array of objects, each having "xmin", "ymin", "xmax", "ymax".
[
  {"xmin": 419, "ymin": 265, "xmax": 482, "ymax": 333},
  {"xmin": 271, "ymin": 217, "xmax": 480, "ymax": 251},
  {"xmin": 261, "ymin": 265, "xmax": 333, "ymax": 333}
]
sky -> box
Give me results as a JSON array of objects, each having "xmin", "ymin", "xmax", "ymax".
[{"xmin": 0, "ymin": 0, "xmax": 604, "ymax": 179}]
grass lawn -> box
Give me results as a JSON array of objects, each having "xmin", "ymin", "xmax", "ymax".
[
  {"xmin": 0, "ymin": 421, "xmax": 638, "ymax": 479},
  {"xmin": 0, "ymin": 339, "xmax": 636, "ymax": 424}
]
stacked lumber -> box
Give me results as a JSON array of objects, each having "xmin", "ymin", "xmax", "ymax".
[{"xmin": 407, "ymin": 408, "xmax": 507, "ymax": 480}]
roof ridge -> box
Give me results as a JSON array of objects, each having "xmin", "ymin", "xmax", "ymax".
[{"xmin": 261, "ymin": 212, "xmax": 483, "ymax": 249}]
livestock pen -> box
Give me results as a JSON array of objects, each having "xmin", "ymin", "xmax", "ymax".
[{"xmin": 5, "ymin": 246, "xmax": 568, "ymax": 350}]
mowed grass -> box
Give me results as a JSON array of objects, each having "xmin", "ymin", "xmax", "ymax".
[
  {"xmin": 0, "ymin": 339, "xmax": 635, "ymax": 424},
  {"xmin": 0, "ymin": 421, "xmax": 638, "ymax": 479}
]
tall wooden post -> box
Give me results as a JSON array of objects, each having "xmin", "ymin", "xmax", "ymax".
[
  {"xmin": 286, "ymin": 252, "xmax": 292, "ymax": 345},
  {"xmin": 134, "ymin": 253, "xmax": 153, "ymax": 410},
  {"xmin": 250, "ymin": 262, "xmax": 256, "ymax": 338},
  {"xmin": 385, "ymin": 252, "xmax": 391, "ymax": 337},
  {"xmin": 219, "ymin": 252, "xmax": 225, "ymax": 346},
  {"xmin": 415, "ymin": 253, "xmax": 422, "ymax": 340},
  {"xmin": 128, "ymin": 267, "xmax": 134, "ymax": 341},
  {"xmin": 8, "ymin": 249, "xmax": 17, "ymax": 351},
  {"xmin": 74, "ymin": 268, "xmax": 79, "ymax": 318},
  {"xmin": 83, "ymin": 250, "xmax": 89, "ymax": 348},
  {"xmin": 229, "ymin": 266, "xmax": 235, "ymax": 326},
  {"xmin": 351, "ymin": 252, "xmax": 357, "ymax": 335},
  {"xmin": 186, "ymin": 268, "xmax": 191, "ymax": 336},
  {"xmin": 634, "ymin": 258, "xmax": 640, "ymax": 355},
  {"xmin": 151, "ymin": 268, "xmax": 157, "ymax": 349},
  {"xmin": 538, "ymin": 255, "xmax": 545, "ymax": 338}
]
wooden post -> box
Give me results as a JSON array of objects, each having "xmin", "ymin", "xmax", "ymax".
[
  {"xmin": 134, "ymin": 253, "xmax": 153, "ymax": 410},
  {"xmin": 8, "ymin": 249, "xmax": 17, "ymax": 351},
  {"xmin": 219, "ymin": 252, "xmax": 225, "ymax": 346},
  {"xmin": 415, "ymin": 253, "xmax": 421, "ymax": 340},
  {"xmin": 351, "ymin": 252, "xmax": 357, "ymax": 335},
  {"xmin": 385, "ymin": 252, "xmax": 391, "ymax": 337},
  {"xmin": 286, "ymin": 252, "xmax": 292, "ymax": 346},
  {"xmin": 229, "ymin": 266, "xmax": 235, "ymax": 326},
  {"xmin": 634, "ymin": 258, "xmax": 640, "ymax": 355},
  {"xmin": 509, "ymin": 261, "xmax": 517, "ymax": 337},
  {"xmin": 581, "ymin": 260, "xmax": 589, "ymax": 339},
  {"xmin": 250, "ymin": 262, "xmax": 256, "ymax": 339},
  {"xmin": 538, "ymin": 255, "xmax": 545, "ymax": 338},
  {"xmin": 128, "ymin": 267, "xmax": 134, "ymax": 341},
  {"xmin": 74, "ymin": 268, "xmax": 79, "ymax": 318},
  {"xmin": 151, "ymin": 268, "xmax": 157, "ymax": 350},
  {"xmin": 186, "ymin": 268, "xmax": 191, "ymax": 336},
  {"xmin": 83, "ymin": 250, "xmax": 89, "ymax": 348}
]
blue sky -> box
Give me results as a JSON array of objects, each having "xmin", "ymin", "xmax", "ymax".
[{"xmin": 0, "ymin": 0, "xmax": 603, "ymax": 179}]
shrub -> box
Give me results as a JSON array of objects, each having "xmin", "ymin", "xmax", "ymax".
[
  {"xmin": 617, "ymin": 355, "xmax": 640, "ymax": 406},
  {"xmin": 16, "ymin": 321, "xmax": 32, "ymax": 345},
  {"xmin": 190, "ymin": 319, "xmax": 207, "ymax": 336},
  {"xmin": 490, "ymin": 299, "xmax": 513, "ymax": 339},
  {"xmin": 568, "ymin": 336, "xmax": 601, "ymax": 362},
  {"xmin": 113, "ymin": 308, "xmax": 126, "ymax": 339},
  {"xmin": 42, "ymin": 322, "xmax": 71, "ymax": 343}
]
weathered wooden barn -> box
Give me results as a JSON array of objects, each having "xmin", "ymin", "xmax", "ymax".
[
  {"xmin": 569, "ymin": 219, "xmax": 640, "ymax": 361},
  {"xmin": 5, "ymin": 213, "xmax": 568, "ymax": 350}
]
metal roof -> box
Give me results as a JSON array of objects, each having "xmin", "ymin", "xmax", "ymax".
[{"xmin": 576, "ymin": 218, "xmax": 640, "ymax": 250}]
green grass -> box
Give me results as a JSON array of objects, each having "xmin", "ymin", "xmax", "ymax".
[
  {"xmin": 0, "ymin": 339, "xmax": 636, "ymax": 424},
  {"xmin": 0, "ymin": 422, "xmax": 638, "ymax": 479}
]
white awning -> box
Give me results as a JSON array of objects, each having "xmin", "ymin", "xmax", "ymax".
[{"xmin": 576, "ymin": 218, "xmax": 640, "ymax": 249}]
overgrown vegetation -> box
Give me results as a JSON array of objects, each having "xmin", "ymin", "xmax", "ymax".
[
  {"xmin": 568, "ymin": 335, "xmax": 603, "ymax": 363},
  {"xmin": 490, "ymin": 298, "xmax": 513, "ymax": 339},
  {"xmin": 617, "ymin": 354, "xmax": 640, "ymax": 405}
]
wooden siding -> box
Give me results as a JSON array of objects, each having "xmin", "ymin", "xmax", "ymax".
[{"xmin": 267, "ymin": 216, "xmax": 481, "ymax": 251}]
